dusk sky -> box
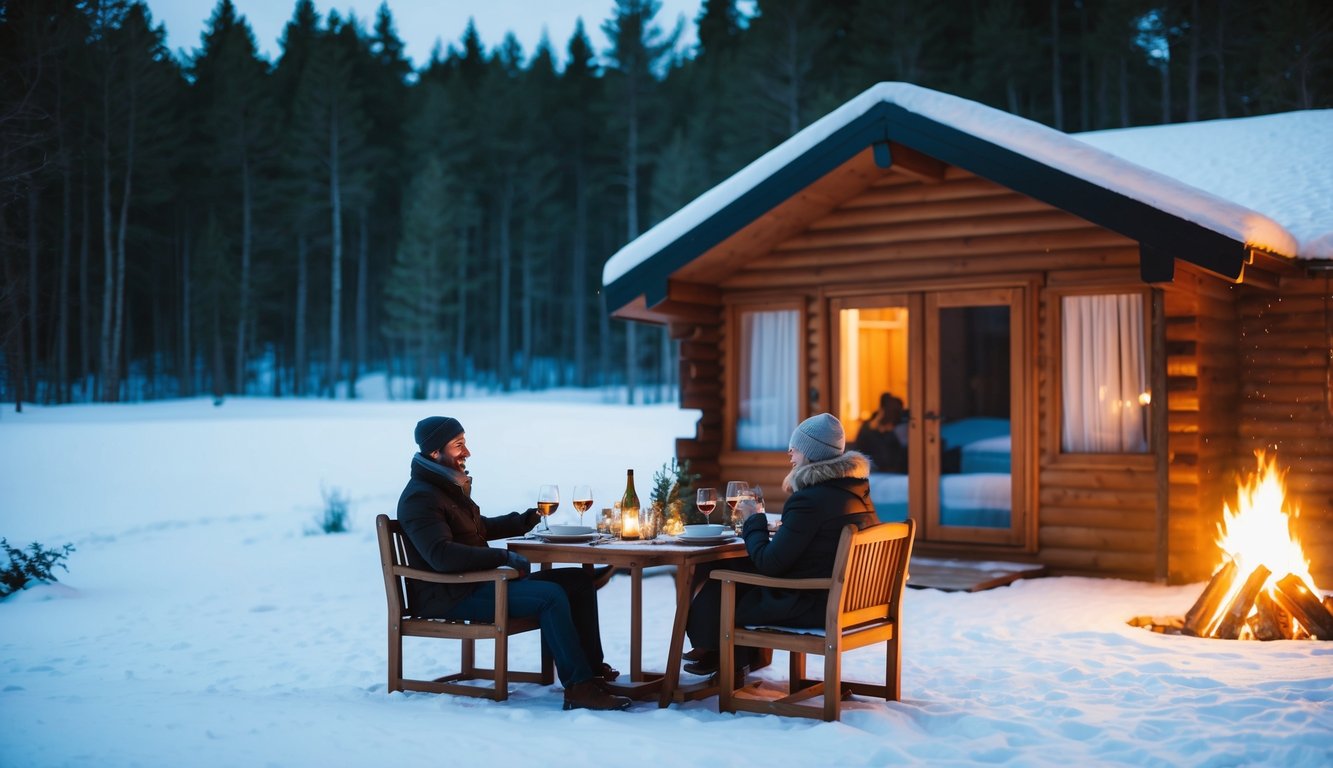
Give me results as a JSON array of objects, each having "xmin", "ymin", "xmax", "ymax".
[{"xmin": 148, "ymin": 0, "xmax": 714, "ymax": 66}]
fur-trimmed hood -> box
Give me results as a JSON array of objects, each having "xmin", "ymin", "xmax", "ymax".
[{"xmin": 782, "ymin": 450, "xmax": 871, "ymax": 493}]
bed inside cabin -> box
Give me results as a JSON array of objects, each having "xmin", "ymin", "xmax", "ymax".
[{"xmin": 869, "ymin": 417, "xmax": 1012, "ymax": 528}]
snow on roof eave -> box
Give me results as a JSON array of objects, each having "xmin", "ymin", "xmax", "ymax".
[{"xmin": 601, "ymin": 82, "xmax": 1299, "ymax": 309}]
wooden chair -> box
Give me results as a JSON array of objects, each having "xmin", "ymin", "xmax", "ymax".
[
  {"xmin": 376, "ymin": 514, "xmax": 552, "ymax": 700},
  {"xmin": 713, "ymin": 519, "xmax": 915, "ymax": 721}
]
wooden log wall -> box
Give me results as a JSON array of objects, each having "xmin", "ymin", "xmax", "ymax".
[
  {"xmin": 1160, "ymin": 265, "xmax": 1241, "ymax": 584},
  {"xmin": 673, "ymin": 317, "xmax": 723, "ymax": 488},
  {"xmin": 1237, "ymin": 274, "xmax": 1333, "ymax": 587}
]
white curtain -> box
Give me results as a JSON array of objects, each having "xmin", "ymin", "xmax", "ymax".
[
  {"xmin": 1061, "ymin": 294, "xmax": 1149, "ymax": 453},
  {"xmin": 737, "ymin": 309, "xmax": 799, "ymax": 450}
]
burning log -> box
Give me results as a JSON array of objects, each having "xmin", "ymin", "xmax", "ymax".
[
  {"xmin": 1272, "ymin": 574, "xmax": 1333, "ymax": 641},
  {"xmin": 1214, "ymin": 564, "xmax": 1271, "ymax": 640},
  {"xmin": 1183, "ymin": 560, "xmax": 1237, "ymax": 637},
  {"xmin": 1248, "ymin": 591, "xmax": 1291, "ymax": 641}
]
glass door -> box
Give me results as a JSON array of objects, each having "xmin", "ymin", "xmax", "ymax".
[
  {"xmin": 924, "ymin": 289, "xmax": 1025, "ymax": 545},
  {"xmin": 835, "ymin": 288, "xmax": 1026, "ymax": 546}
]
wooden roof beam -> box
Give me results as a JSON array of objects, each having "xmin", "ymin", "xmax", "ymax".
[
  {"xmin": 876, "ymin": 140, "xmax": 947, "ymax": 184},
  {"xmin": 1239, "ymin": 248, "xmax": 1295, "ymax": 291}
]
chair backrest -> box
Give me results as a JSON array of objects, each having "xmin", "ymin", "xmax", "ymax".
[
  {"xmin": 376, "ymin": 514, "xmax": 413, "ymax": 619},
  {"xmin": 827, "ymin": 519, "xmax": 916, "ymax": 631}
]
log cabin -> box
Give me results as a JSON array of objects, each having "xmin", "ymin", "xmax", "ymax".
[{"xmin": 602, "ymin": 83, "xmax": 1333, "ymax": 585}]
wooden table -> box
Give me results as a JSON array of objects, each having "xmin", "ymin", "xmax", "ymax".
[{"xmin": 507, "ymin": 535, "xmax": 747, "ymax": 708}]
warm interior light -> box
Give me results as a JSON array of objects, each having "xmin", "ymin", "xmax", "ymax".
[
  {"xmin": 621, "ymin": 506, "xmax": 640, "ymax": 539},
  {"xmin": 1201, "ymin": 452, "xmax": 1319, "ymax": 637}
]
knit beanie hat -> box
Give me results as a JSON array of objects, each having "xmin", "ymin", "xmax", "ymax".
[
  {"xmin": 415, "ymin": 416, "xmax": 464, "ymax": 455},
  {"xmin": 788, "ymin": 412, "xmax": 845, "ymax": 463}
]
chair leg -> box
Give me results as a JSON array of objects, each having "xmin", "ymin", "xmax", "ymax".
[
  {"xmin": 887, "ymin": 635, "xmax": 901, "ymax": 701},
  {"xmin": 718, "ymin": 581, "xmax": 736, "ymax": 714},
  {"xmin": 493, "ymin": 630, "xmax": 509, "ymax": 701},
  {"xmin": 388, "ymin": 625, "xmax": 403, "ymax": 692},
  {"xmin": 823, "ymin": 650, "xmax": 841, "ymax": 722},
  {"xmin": 789, "ymin": 651, "xmax": 806, "ymax": 693},
  {"xmin": 461, "ymin": 638, "xmax": 475, "ymax": 677}
]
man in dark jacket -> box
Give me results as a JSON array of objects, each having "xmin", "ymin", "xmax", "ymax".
[
  {"xmin": 684, "ymin": 412, "xmax": 878, "ymax": 680},
  {"xmin": 397, "ymin": 415, "xmax": 630, "ymax": 711}
]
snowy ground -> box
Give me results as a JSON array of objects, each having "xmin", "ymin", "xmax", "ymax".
[{"xmin": 1, "ymin": 395, "xmax": 1330, "ymax": 767}]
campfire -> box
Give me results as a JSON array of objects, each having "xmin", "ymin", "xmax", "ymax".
[{"xmin": 1133, "ymin": 453, "xmax": 1333, "ymax": 641}]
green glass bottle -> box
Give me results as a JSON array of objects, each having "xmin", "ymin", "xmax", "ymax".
[{"xmin": 620, "ymin": 469, "xmax": 640, "ymax": 539}]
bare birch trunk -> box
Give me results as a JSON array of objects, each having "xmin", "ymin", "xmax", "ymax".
[
  {"xmin": 1078, "ymin": 1, "xmax": 1089, "ymax": 130},
  {"xmin": 1160, "ymin": 60, "xmax": 1172, "ymax": 124},
  {"xmin": 572, "ymin": 162, "xmax": 588, "ymax": 387},
  {"xmin": 180, "ymin": 227, "xmax": 192, "ymax": 397},
  {"xmin": 59, "ymin": 160, "xmax": 71, "ymax": 403},
  {"xmin": 109, "ymin": 95, "xmax": 136, "ymax": 402},
  {"xmin": 1, "ymin": 214, "xmax": 27, "ymax": 411},
  {"xmin": 520, "ymin": 219, "xmax": 533, "ymax": 389},
  {"xmin": 352, "ymin": 207, "xmax": 368, "ymax": 398},
  {"xmin": 1119, "ymin": 56, "xmax": 1130, "ymax": 127},
  {"xmin": 27, "ymin": 185, "xmax": 40, "ymax": 402},
  {"xmin": 1187, "ymin": 0, "xmax": 1200, "ymax": 121},
  {"xmin": 453, "ymin": 223, "xmax": 467, "ymax": 398},
  {"xmin": 1214, "ymin": 1, "xmax": 1228, "ymax": 118},
  {"xmin": 234, "ymin": 149, "xmax": 252, "ymax": 394},
  {"xmin": 784, "ymin": 17, "xmax": 800, "ymax": 135},
  {"xmin": 498, "ymin": 172, "xmax": 514, "ymax": 391},
  {"xmin": 625, "ymin": 85, "xmax": 639, "ymax": 405},
  {"xmin": 99, "ymin": 81, "xmax": 115, "ymax": 402},
  {"xmin": 295, "ymin": 232, "xmax": 308, "ymax": 397},
  {"xmin": 79, "ymin": 139, "xmax": 91, "ymax": 396},
  {"xmin": 327, "ymin": 116, "xmax": 342, "ymax": 398},
  {"xmin": 1050, "ymin": 0, "xmax": 1064, "ymax": 130}
]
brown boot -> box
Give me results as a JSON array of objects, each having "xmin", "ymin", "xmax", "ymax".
[{"xmin": 563, "ymin": 679, "xmax": 632, "ymax": 711}]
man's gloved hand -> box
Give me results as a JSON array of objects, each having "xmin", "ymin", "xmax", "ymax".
[
  {"xmin": 522, "ymin": 507, "xmax": 541, "ymax": 530},
  {"xmin": 505, "ymin": 551, "xmax": 531, "ymax": 578}
]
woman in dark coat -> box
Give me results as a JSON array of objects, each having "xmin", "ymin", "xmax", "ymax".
[{"xmin": 683, "ymin": 412, "xmax": 878, "ymax": 679}]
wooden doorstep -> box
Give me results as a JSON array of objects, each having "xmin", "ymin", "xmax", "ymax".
[{"xmin": 906, "ymin": 557, "xmax": 1047, "ymax": 592}]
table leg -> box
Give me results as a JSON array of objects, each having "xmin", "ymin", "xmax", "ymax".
[
  {"xmin": 630, "ymin": 565, "xmax": 642, "ymax": 682},
  {"xmin": 657, "ymin": 562, "xmax": 693, "ymax": 708}
]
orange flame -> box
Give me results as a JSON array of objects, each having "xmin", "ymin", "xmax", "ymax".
[{"xmin": 1203, "ymin": 452, "xmax": 1320, "ymax": 637}]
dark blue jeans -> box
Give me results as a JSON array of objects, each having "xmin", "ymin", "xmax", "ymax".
[{"xmin": 442, "ymin": 568, "xmax": 604, "ymax": 687}]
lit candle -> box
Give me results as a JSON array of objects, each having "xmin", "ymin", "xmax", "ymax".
[{"xmin": 621, "ymin": 506, "xmax": 640, "ymax": 539}]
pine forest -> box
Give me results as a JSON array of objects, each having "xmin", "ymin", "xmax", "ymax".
[{"xmin": 1, "ymin": 0, "xmax": 1329, "ymax": 408}]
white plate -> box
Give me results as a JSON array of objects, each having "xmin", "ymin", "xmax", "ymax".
[
  {"xmin": 673, "ymin": 534, "xmax": 739, "ymax": 546},
  {"xmin": 533, "ymin": 531, "xmax": 600, "ymax": 543},
  {"xmin": 545, "ymin": 525, "xmax": 594, "ymax": 536}
]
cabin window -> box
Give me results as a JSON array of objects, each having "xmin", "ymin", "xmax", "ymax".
[
  {"xmin": 736, "ymin": 308, "xmax": 799, "ymax": 450},
  {"xmin": 1060, "ymin": 293, "xmax": 1149, "ymax": 453}
]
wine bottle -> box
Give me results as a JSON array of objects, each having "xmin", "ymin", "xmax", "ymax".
[{"xmin": 620, "ymin": 469, "xmax": 641, "ymax": 539}]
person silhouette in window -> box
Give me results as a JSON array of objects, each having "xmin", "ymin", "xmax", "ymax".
[{"xmin": 855, "ymin": 393, "xmax": 907, "ymax": 474}]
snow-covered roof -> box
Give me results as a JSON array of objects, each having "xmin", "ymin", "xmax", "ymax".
[
  {"xmin": 1076, "ymin": 111, "xmax": 1333, "ymax": 261},
  {"xmin": 602, "ymin": 82, "xmax": 1332, "ymax": 303}
]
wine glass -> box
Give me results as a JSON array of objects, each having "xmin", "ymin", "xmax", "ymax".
[
  {"xmin": 536, "ymin": 484, "xmax": 559, "ymax": 531},
  {"xmin": 729, "ymin": 485, "xmax": 756, "ymax": 534},
  {"xmin": 572, "ymin": 485, "xmax": 593, "ymax": 527},
  {"xmin": 725, "ymin": 481, "xmax": 750, "ymax": 527},
  {"xmin": 696, "ymin": 487, "xmax": 718, "ymax": 524}
]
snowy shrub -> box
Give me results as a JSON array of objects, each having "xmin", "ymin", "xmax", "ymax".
[
  {"xmin": 1, "ymin": 539, "xmax": 75, "ymax": 598},
  {"xmin": 310, "ymin": 485, "xmax": 351, "ymax": 535}
]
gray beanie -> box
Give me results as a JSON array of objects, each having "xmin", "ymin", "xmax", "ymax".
[{"xmin": 788, "ymin": 412, "xmax": 845, "ymax": 463}]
